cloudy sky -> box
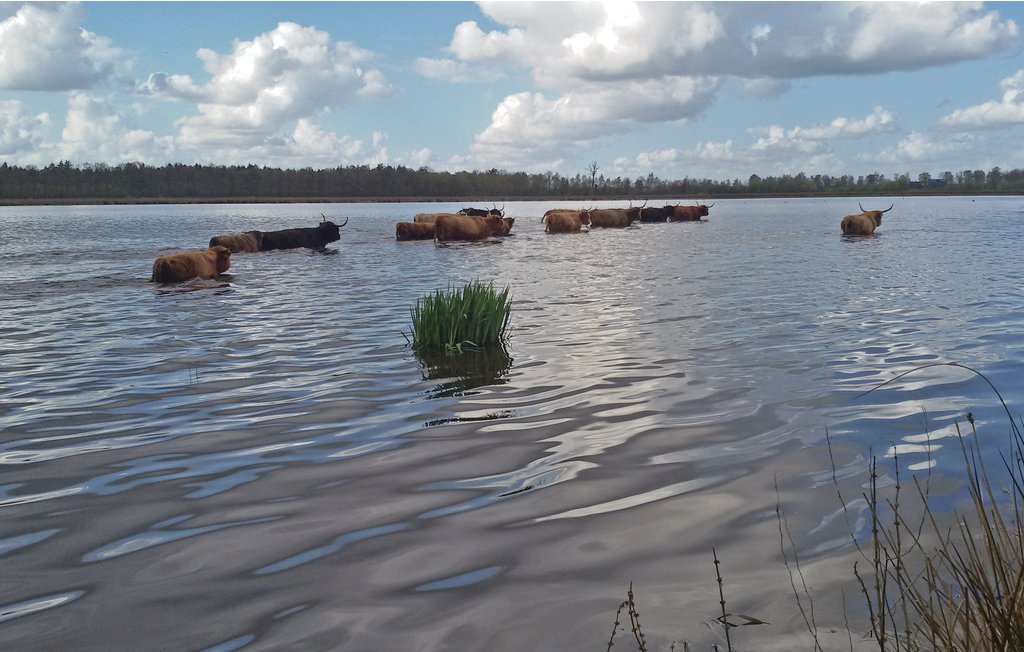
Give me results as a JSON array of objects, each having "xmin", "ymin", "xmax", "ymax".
[{"xmin": 2, "ymin": 1, "xmax": 1024, "ymax": 181}]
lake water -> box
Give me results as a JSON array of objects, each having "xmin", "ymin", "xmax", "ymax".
[{"xmin": 1, "ymin": 197, "xmax": 1022, "ymax": 651}]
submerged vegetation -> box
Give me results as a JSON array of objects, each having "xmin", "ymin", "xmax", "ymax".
[{"xmin": 407, "ymin": 281, "xmax": 512, "ymax": 354}]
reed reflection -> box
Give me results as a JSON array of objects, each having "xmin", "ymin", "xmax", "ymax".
[{"xmin": 415, "ymin": 345, "xmax": 514, "ymax": 399}]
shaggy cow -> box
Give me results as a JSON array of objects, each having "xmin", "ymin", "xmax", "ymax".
[
  {"xmin": 152, "ymin": 246, "xmax": 231, "ymax": 283},
  {"xmin": 208, "ymin": 231, "xmax": 263, "ymax": 253},
  {"xmin": 667, "ymin": 202, "xmax": 714, "ymax": 222},
  {"xmin": 260, "ymin": 217, "xmax": 348, "ymax": 250},
  {"xmin": 542, "ymin": 209, "xmax": 591, "ymax": 233},
  {"xmin": 841, "ymin": 203, "xmax": 894, "ymax": 235},
  {"xmin": 458, "ymin": 204, "xmax": 504, "ymax": 217},
  {"xmin": 413, "ymin": 212, "xmax": 459, "ymax": 224},
  {"xmin": 589, "ymin": 207, "xmax": 642, "ymax": 228},
  {"xmin": 640, "ymin": 206, "xmax": 670, "ymax": 222},
  {"xmin": 495, "ymin": 217, "xmax": 516, "ymax": 236},
  {"xmin": 434, "ymin": 214, "xmax": 509, "ymax": 241},
  {"xmin": 396, "ymin": 221, "xmax": 436, "ymax": 240}
]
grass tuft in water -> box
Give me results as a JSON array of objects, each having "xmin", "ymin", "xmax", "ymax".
[{"xmin": 407, "ymin": 281, "xmax": 512, "ymax": 353}]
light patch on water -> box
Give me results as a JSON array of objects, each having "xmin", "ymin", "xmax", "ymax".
[
  {"xmin": 414, "ymin": 565, "xmax": 503, "ymax": 591},
  {"xmin": 0, "ymin": 591, "xmax": 85, "ymax": 624}
]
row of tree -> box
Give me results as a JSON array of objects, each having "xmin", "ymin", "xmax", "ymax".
[{"xmin": 0, "ymin": 160, "xmax": 1020, "ymax": 201}]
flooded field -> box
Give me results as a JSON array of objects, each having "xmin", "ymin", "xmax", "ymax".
[{"xmin": 1, "ymin": 196, "xmax": 1022, "ymax": 650}]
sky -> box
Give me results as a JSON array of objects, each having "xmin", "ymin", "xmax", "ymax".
[{"xmin": 2, "ymin": 1, "xmax": 1024, "ymax": 182}]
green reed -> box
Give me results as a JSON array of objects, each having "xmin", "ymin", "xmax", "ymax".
[{"xmin": 408, "ymin": 281, "xmax": 512, "ymax": 353}]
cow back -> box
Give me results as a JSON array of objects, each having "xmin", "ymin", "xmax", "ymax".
[
  {"xmin": 260, "ymin": 222, "xmax": 341, "ymax": 250},
  {"xmin": 434, "ymin": 214, "xmax": 492, "ymax": 241}
]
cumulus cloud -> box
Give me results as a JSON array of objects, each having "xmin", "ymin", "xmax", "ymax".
[
  {"xmin": 413, "ymin": 57, "xmax": 502, "ymax": 83},
  {"xmin": 468, "ymin": 76, "xmax": 719, "ymax": 170},
  {"xmin": 450, "ymin": 3, "xmax": 724, "ymax": 84},
  {"xmin": 939, "ymin": 69, "xmax": 1024, "ymax": 129},
  {"xmin": 440, "ymin": 2, "xmax": 1017, "ymax": 84},
  {"xmin": 614, "ymin": 108, "xmax": 901, "ymax": 179},
  {"xmin": 51, "ymin": 93, "xmax": 174, "ymax": 164},
  {"xmin": 874, "ymin": 130, "xmax": 979, "ymax": 165},
  {"xmin": 0, "ymin": 3, "xmax": 122, "ymax": 91},
  {"xmin": 135, "ymin": 21, "xmax": 393, "ymax": 155},
  {"xmin": 424, "ymin": 2, "xmax": 1016, "ymax": 173},
  {"xmin": 787, "ymin": 106, "xmax": 896, "ymax": 140},
  {"xmin": 0, "ymin": 100, "xmax": 50, "ymax": 156}
]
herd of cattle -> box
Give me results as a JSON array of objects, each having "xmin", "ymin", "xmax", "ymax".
[
  {"xmin": 150, "ymin": 201, "xmax": 895, "ymax": 283},
  {"xmin": 395, "ymin": 201, "xmax": 715, "ymax": 241},
  {"xmin": 150, "ymin": 215, "xmax": 348, "ymax": 283}
]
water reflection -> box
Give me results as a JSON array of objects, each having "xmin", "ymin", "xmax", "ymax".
[{"xmin": 415, "ymin": 345, "xmax": 514, "ymax": 399}]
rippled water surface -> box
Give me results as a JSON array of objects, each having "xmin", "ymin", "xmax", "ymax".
[{"xmin": 2, "ymin": 197, "xmax": 1023, "ymax": 650}]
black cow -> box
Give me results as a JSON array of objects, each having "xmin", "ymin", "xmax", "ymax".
[
  {"xmin": 260, "ymin": 216, "xmax": 349, "ymax": 251},
  {"xmin": 639, "ymin": 207, "xmax": 670, "ymax": 222},
  {"xmin": 458, "ymin": 204, "xmax": 504, "ymax": 217}
]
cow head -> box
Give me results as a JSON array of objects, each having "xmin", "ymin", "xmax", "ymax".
[
  {"xmin": 211, "ymin": 246, "xmax": 232, "ymax": 274},
  {"xmin": 858, "ymin": 202, "xmax": 894, "ymax": 226},
  {"xmin": 318, "ymin": 221, "xmax": 342, "ymax": 243},
  {"xmin": 579, "ymin": 210, "xmax": 592, "ymax": 227}
]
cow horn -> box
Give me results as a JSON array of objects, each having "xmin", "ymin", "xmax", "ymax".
[
  {"xmin": 338, "ymin": 217, "xmax": 349, "ymax": 227},
  {"xmin": 881, "ymin": 204, "xmax": 894, "ymax": 213},
  {"xmin": 321, "ymin": 212, "xmax": 327, "ymax": 223},
  {"xmin": 641, "ymin": 200, "xmax": 648, "ymax": 209},
  {"xmin": 707, "ymin": 202, "xmax": 715, "ymax": 208}
]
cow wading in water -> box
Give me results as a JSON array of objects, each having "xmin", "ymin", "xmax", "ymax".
[
  {"xmin": 542, "ymin": 209, "xmax": 592, "ymax": 233},
  {"xmin": 667, "ymin": 202, "xmax": 714, "ymax": 222},
  {"xmin": 840, "ymin": 203, "xmax": 893, "ymax": 235},
  {"xmin": 588, "ymin": 202, "xmax": 644, "ymax": 228},
  {"xmin": 208, "ymin": 231, "xmax": 263, "ymax": 253},
  {"xmin": 458, "ymin": 204, "xmax": 504, "ymax": 217},
  {"xmin": 152, "ymin": 246, "xmax": 231, "ymax": 283},
  {"xmin": 396, "ymin": 221, "xmax": 436, "ymax": 241},
  {"xmin": 260, "ymin": 215, "xmax": 349, "ymax": 250},
  {"xmin": 434, "ymin": 214, "xmax": 511, "ymax": 241}
]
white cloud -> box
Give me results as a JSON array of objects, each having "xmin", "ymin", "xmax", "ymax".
[
  {"xmin": 468, "ymin": 76, "xmax": 719, "ymax": 170},
  {"xmin": 0, "ymin": 3, "xmax": 122, "ymax": 91},
  {"xmin": 440, "ymin": 2, "xmax": 1017, "ymax": 83},
  {"xmin": 847, "ymin": 2, "xmax": 1018, "ymax": 68},
  {"xmin": 788, "ymin": 107, "xmax": 896, "ymax": 140},
  {"xmin": 874, "ymin": 130, "xmax": 978, "ymax": 165},
  {"xmin": 939, "ymin": 69, "xmax": 1024, "ymax": 129},
  {"xmin": 431, "ymin": 2, "xmax": 1017, "ymax": 173},
  {"xmin": 51, "ymin": 93, "xmax": 174, "ymax": 164},
  {"xmin": 0, "ymin": 100, "xmax": 50, "ymax": 156},
  {"xmin": 136, "ymin": 21, "xmax": 393, "ymax": 153},
  {"xmin": 413, "ymin": 57, "xmax": 502, "ymax": 83}
]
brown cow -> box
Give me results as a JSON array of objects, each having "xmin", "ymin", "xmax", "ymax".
[
  {"xmin": 396, "ymin": 221, "xmax": 436, "ymax": 240},
  {"xmin": 413, "ymin": 212, "xmax": 459, "ymax": 224},
  {"xmin": 589, "ymin": 206, "xmax": 642, "ymax": 228},
  {"xmin": 434, "ymin": 214, "xmax": 510, "ymax": 241},
  {"xmin": 208, "ymin": 231, "xmax": 263, "ymax": 253},
  {"xmin": 667, "ymin": 202, "xmax": 714, "ymax": 222},
  {"xmin": 495, "ymin": 217, "xmax": 516, "ymax": 236},
  {"xmin": 152, "ymin": 246, "xmax": 231, "ymax": 283},
  {"xmin": 841, "ymin": 203, "xmax": 894, "ymax": 235},
  {"xmin": 543, "ymin": 209, "xmax": 592, "ymax": 233}
]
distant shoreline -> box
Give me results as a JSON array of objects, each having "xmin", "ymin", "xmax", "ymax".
[{"xmin": 2, "ymin": 191, "xmax": 1021, "ymax": 207}]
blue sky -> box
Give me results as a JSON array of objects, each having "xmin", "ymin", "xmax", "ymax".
[{"xmin": 2, "ymin": 1, "xmax": 1024, "ymax": 181}]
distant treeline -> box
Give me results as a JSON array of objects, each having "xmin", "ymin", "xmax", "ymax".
[{"xmin": 1, "ymin": 160, "xmax": 1022, "ymax": 202}]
